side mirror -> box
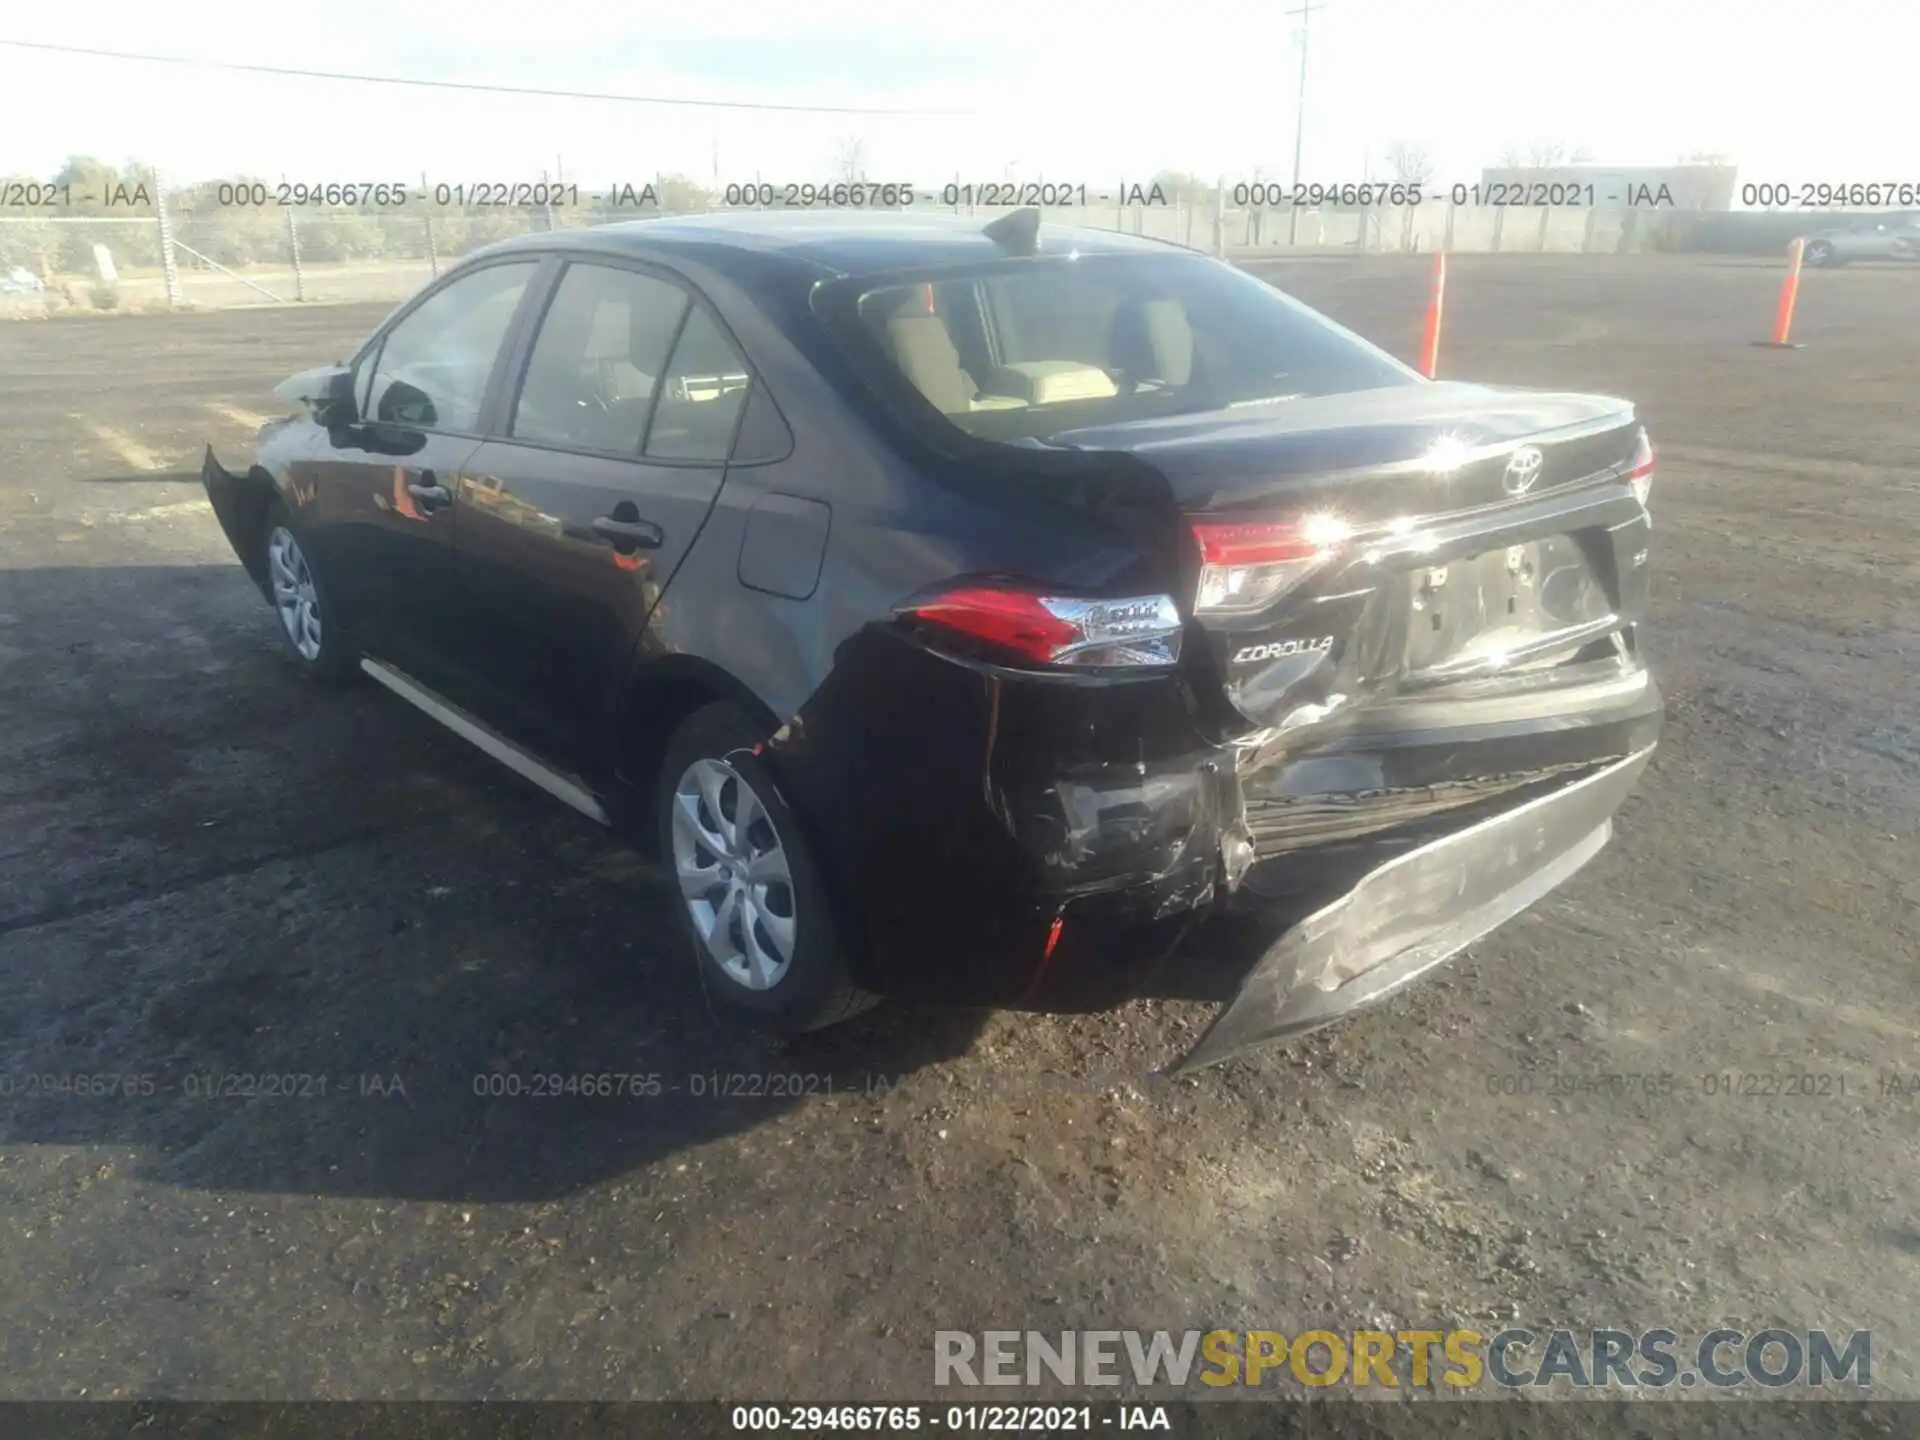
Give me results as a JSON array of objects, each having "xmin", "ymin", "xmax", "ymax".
[{"xmin": 275, "ymin": 364, "xmax": 357, "ymax": 427}]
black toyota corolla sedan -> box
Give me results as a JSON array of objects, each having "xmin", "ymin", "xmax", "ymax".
[{"xmin": 202, "ymin": 209, "xmax": 1661, "ymax": 1069}]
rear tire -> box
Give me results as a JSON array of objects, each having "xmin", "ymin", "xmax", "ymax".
[
  {"xmin": 657, "ymin": 703, "xmax": 875, "ymax": 1032},
  {"xmin": 261, "ymin": 501, "xmax": 357, "ymax": 685},
  {"xmin": 1804, "ymin": 240, "xmax": 1838, "ymax": 267}
]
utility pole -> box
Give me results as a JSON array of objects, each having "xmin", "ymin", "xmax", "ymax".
[
  {"xmin": 153, "ymin": 167, "xmax": 181, "ymax": 310},
  {"xmin": 1286, "ymin": 0, "xmax": 1324, "ymax": 246}
]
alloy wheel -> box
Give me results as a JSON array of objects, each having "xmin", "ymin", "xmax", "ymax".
[
  {"xmin": 266, "ymin": 526, "xmax": 323, "ymax": 662},
  {"xmin": 669, "ymin": 757, "xmax": 798, "ymax": 990}
]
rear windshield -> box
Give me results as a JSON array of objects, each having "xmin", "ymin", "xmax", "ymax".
[{"xmin": 829, "ymin": 253, "xmax": 1419, "ymax": 446}]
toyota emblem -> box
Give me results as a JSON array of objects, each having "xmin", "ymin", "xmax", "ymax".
[{"xmin": 1502, "ymin": 445, "xmax": 1545, "ymax": 496}]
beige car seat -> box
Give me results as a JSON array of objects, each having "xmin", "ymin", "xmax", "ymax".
[
  {"xmin": 1109, "ymin": 298, "xmax": 1195, "ymax": 389},
  {"xmin": 887, "ymin": 312, "xmax": 978, "ymax": 413},
  {"xmin": 871, "ymin": 290, "xmax": 1030, "ymax": 413}
]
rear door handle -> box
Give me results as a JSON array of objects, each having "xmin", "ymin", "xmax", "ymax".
[{"xmin": 591, "ymin": 516, "xmax": 664, "ymax": 549}]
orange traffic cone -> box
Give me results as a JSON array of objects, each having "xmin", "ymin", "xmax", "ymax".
[
  {"xmin": 1418, "ymin": 250, "xmax": 1446, "ymax": 378},
  {"xmin": 1754, "ymin": 237, "xmax": 1806, "ymax": 349}
]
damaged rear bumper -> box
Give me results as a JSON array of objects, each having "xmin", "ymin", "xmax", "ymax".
[
  {"xmin": 1172, "ymin": 744, "xmax": 1654, "ymax": 1071},
  {"xmin": 771, "ymin": 614, "xmax": 1658, "ymax": 1021},
  {"xmin": 774, "ymin": 621, "xmax": 1658, "ymax": 1030}
]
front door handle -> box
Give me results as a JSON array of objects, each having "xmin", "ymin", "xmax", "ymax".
[
  {"xmin": 407, "ymin": 471, "xmax": 452, "ymax": 508},
  {"xmin": 591, "ymin": 516, "xmax": 664, "ymax": 549}
]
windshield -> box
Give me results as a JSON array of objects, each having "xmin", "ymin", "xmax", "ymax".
[{"xmin": 830, "ymin": 253, "xmax": 1419, "ymax": 446}]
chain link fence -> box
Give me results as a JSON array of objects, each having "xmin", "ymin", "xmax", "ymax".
[
  {"xmin": 0, "ymin": 208, "xmax": 574, "ymax": 312},
  {"xmin": 0, "ymin": 187, "xmax": 1755, "ymax": 316}
]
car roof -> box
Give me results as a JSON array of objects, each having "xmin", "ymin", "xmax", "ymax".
[{"xmin": 473, "ymin": 210, "xmax": 1200, "ymax": 282}]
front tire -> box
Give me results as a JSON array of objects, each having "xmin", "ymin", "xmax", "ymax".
[
  {"xmin": 1803, "ymin": 240, "xmax": 1838, "ymax": 267},
  {"xmin": 657, "ymin": 703, "xmax": 874, "ymax": 1032},
  {"xmin": 261, "ymin": 501, "xmax": 357, "ymax": 685}
]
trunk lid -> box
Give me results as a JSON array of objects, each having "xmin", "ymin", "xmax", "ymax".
[{"xmin": 1053, "ymin": 383, "xmax": 1652, "ymax": 730}]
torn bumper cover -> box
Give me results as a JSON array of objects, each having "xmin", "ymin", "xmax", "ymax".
[
  {"xmin": 1172, "ymin": 744, "xmax": 1654, "ymax": 1072},
  {"xmin": 201, "ymin": 445, "xmax": 273, "ymax": 596}
]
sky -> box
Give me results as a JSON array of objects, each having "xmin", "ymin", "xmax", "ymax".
[{"xmin": 0, "ymin": 0, "xmax": 1907, "ymax": 194}]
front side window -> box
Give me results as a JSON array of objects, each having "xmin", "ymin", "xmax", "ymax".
[
  {"xmin": 363, "ymin": 261, "xmax": 536, "ymax": 432},
  {"xmin": 511, "ymin": 263, "xmax": 692, "ymax": 455},
  {"xmin": 830, "ymin": 254, "xmax": 1418, "ymax": 446}
]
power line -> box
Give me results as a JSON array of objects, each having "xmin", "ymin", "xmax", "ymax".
[{"xmin": 0, "ymin": 39, "xmax": 969, "ymax": 117}]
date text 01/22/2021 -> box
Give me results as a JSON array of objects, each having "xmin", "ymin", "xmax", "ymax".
[
  {"xmin": 719, "ymin": 182, "xmax": 1177, "ymax": 209},
  {"xmin": 468, "ymin": 1071, "xmax": 907, "ymax": 1099},
  {"xmin": 1479, "ymin": 1071, "xmax": 1859, "ymax": 1100},
  {"xmin": 728, "ymin": 1405, "xmax": 1170, "ymax": 1432},
  {"xmin": 0, "ymin": 1071, "xmax": 409, "ymax": 1100},
  {"xmin": 15, "ymin": 175, "xmax": 1918, "ymax": 213}
]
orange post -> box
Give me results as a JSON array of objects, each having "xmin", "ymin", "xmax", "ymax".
[
  {"xmin": 1418, "ymin": 250, "xmax": 1447, "ymax": 378},
  {"xmin": 1757, "ymin": 237, "xmax": 1806, "ymax": 348}
]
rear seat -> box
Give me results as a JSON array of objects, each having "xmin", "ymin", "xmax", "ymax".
[
  {"xmin": 882, "ymin": 309, "xmax": 981, "ymax": 414},
  {"xmin": 1109, "ymin": 299, "xmax": 1195, "ymax": 389},
  {"xmin": 873, "ymin": 290, "xmax": 1194, "ymax": 414},
  {"xmin": 866, "ymin": 292, "xmax": 1022, "ymax": 413}
]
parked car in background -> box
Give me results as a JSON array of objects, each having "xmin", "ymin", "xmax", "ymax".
[
  {"xmin": 1801, "ymin": 214, "xmax": 1920, "ymax": 266},
  {"xmin": 201, "ymin": 210, "xmax": 1661, "ymax": 1070},
  {"xmin": 1, "ymin": 266, "xmax": 44, "ymax": 294}
]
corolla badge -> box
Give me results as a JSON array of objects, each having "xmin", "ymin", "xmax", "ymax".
[
  {"xmin": 1233, "ymin": 635, "xmax": 1335, "ymax": 665},
  {"xmin": 1502, "ymin": 444, "xmax": 1545, "ymax": 496}
]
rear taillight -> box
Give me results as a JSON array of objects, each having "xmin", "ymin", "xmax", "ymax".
[
  {"xmin": 903, "ymin": 585, "xmax": 1183, "ymax": 669},
  {"xmin": 1191, "ymin": 514, "xmax": 1351, "ymax": 617},
  {"xmin": 1627, "ymin": 427, "xmax": 1656, "ymax": 506}
]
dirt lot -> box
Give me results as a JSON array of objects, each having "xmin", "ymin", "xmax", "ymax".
[{"xmin": 1, "ymin": 254, "xmax": 1916, "ymax": 1407}]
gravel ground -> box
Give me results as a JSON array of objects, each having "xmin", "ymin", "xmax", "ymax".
[{"xmin": 0, "ymin": 253, "xmax": 1915, "ymax": 1407}]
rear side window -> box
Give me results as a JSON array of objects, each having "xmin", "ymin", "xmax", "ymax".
[
  {"xmin": 644, "ymin": 305, "xmax": 753, "ymax": 463},
  {"xmin": 363, "ymin": 262, "xmax": 536, "ymax": 432},
  {"xmin": 511, "ymin": 263, "xmax": 691, "ymax": 455},
  {"xmin": 837, "ymin": 254, "xmax": 1417, "ymax": 446}
]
